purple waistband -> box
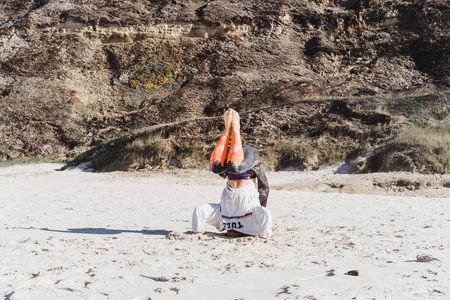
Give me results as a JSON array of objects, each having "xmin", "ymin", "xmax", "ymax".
[{"xmin": 227, "ymin": 170, "xmax": 253, "ymax": 180}]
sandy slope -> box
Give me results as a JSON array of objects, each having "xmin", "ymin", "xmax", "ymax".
[{"xmin": 0, "ymin": 164, "xmax": 449, "ymax": 299}]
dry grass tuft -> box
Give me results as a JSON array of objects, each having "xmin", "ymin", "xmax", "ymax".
[
  {"xmin": 360, "ymin": 121, "xmax": 450, "ymax": 174},
  {"xmin": 263, "ymin": 137, "xmax": 348, "ymax": 171},
  {"xmin": 395, "ymin": 123, "xmax": 450, "ymax": 173},
  {"xmin": 397, "ymin": 123, "xmax": 450, "ymax": 150}
]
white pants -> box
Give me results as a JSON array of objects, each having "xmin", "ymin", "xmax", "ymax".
[{"xmin": 192, "ymin": 183, "xmax": 272, "ymax": 238}]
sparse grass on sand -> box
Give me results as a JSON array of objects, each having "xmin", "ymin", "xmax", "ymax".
[{"xmin": 0, "ymin": 156, "xmax": 64, "ymax": 168}]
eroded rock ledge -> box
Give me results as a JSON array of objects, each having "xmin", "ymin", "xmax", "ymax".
[{"xmin": 35, "ymin": 19, "xmax": 252, "ymax": 43}]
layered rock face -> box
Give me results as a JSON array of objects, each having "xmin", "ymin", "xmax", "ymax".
[{"xmin": 0, "ymin": 0, "xmax": 449, "ymax": 172}]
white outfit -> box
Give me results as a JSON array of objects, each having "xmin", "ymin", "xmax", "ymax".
[{"xmin": 192, "ymin": 182, "xmax": 272, "ymax": 238}]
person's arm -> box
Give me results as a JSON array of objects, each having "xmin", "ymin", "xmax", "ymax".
[{"xmin": 252, "ymin": 163, "xmax": 269, "ymax": 207}]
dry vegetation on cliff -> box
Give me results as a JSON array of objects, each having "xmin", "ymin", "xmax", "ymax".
[
  {"xmin": 1, "ymin": 0, "xmax": 449, "ymax": 173},
  {"xmin": 63, "ymin": 93, "xmax": 449, "ymax": 174}
]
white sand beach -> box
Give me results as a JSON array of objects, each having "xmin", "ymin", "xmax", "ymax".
[{"xmin": 0, "ymin": 164, "xmax": 449, "ymax": 299}]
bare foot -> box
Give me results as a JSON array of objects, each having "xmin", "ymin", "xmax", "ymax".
[
  {"xmin": 194, "ymin": 231, "xmax": 203, "ymax": 236},
  {"xmin": 231, "ymin": 109, "xmax": 240, "ymax": 132},
  {"xmin": 223, "ymin": 108, "xmax": 233, "ymax": 135}
]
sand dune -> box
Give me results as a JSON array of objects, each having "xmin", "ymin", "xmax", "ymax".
[{"xmin": 0, "ymin": 164, "xmax": 448, "ymax": 299}]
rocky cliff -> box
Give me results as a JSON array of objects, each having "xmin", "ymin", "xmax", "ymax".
[{"xmin": 1, "ymin": 0, "xmax": 449, "ymax": 172}]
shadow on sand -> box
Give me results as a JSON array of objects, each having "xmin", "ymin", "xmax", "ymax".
[{"xmin": 41, "ymin": 228, "xmax": 171, "ymax": 236}]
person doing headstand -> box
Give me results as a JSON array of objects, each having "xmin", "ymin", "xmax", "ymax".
[{"xmin": 192, "ymin": 108, "xmax": 273, "ymax": 238}]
